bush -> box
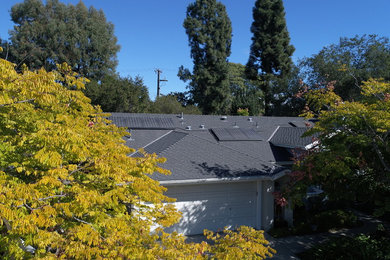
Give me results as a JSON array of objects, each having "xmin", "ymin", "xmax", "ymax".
[
  {"xmin": 268, "ymin": 209, "xmax": 360, "ymax": 238},
  {"xmin": 298, "ymin": 234, "xmax": 390, "ymax": 260},
  {"xmin": 313, "ymin": 209, "xmax": 359, "ymax": 232}
]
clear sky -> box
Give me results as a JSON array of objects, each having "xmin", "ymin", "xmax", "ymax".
[{"xmin": 1, "ymin": 0, "xmax": 389, "ymax": 99}]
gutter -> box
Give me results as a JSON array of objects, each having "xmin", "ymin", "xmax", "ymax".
[{"xmin": 159, "ymin": 169, "xmax": 289, "ymax": 186}]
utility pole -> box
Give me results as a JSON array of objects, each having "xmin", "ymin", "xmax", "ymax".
[{"xmin": 155, "ymin": 69, "xmax": 168, "ymax": 97}]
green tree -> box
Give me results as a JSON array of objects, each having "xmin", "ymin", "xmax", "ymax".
[
  {"xmin": 0, "ymin": 55, "xmax": 275, "ymax": 259},
  {"xmin": 270, "ymin": 64, "xmax": 306, "ymax": 116},
  {"xmin": 284, "ymin": 79, "xmax": 390, "ymax": 216},
  {"xmin": 150, "ymin": 95, "xmax": 201, "ymax": 115},
  {"xmin": 246, "ymin": 0, "xmax": 295, "ymax": 115},
  {"xmin": 7, "ymin": 0, "xmax": 119, "ymax": 81},
  {"xmin": 300, "ymin": 34, "xmax": 390, "ymax": 101},
  {"xmin": 167, "ymin": 91, "xmax": 194, "ymax": 107},
  {"xmin": 84, "ymin": 74, "xmax": 151, "ymax": 113},
  {"xmin": 179, "ymin": 0, "xmax": 232, "ymax": 115},
  {"xmin": 228, "ymin": 63, "xmax": 264, "ymax": 116}
]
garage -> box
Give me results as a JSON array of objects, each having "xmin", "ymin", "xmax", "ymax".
[{"xmin": 164, "ymin": 181, "xmax": 259, "ymax": 235}]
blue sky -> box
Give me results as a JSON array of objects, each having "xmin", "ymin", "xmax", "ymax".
[{"xmin": 1, "ymin": 0, "xmax": 389, "ymax": 99}]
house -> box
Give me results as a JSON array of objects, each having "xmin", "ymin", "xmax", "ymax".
[{"xmin": 109, "ymin": 113, "xmax": 315, "ymax": 236}]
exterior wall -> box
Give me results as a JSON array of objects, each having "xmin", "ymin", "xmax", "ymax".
[
  {"xmin": 261, "ymin": 180, "xmax": 274, "ymax": 230},
  {"xmin": 255, "ymin": 181, "xmax": 263, "ymax": 230}
]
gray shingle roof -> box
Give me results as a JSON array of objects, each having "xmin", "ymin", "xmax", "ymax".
[
  {"xmin": 109, "ymin": 114, "xmax": 175, "ymax": 129},
  {"xmin": 125, "ymin": 129, "xmax": 171, "ymax": 149},
  {"xmin": 210, "ymin": 128, "xmax": 262, "ymax": 141},
  {"xmin": 153, "ymin": 133, "xmax": 284, "ymax": 181},
  {"xmin": 108, "ymin": 113, "xmax": 313, "ymax": 182},
  {"xmin": 269, "ymin": 127, "xmax": 316, "ymax": 149},
  {"xmin": 143, "ymin": 131, "xmax": 187, "ymax": 154}
]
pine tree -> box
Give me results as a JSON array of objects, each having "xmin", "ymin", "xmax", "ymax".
[
  {"xmin": 179, "ymin": 0, "xmax": 232, "ymax": 115},
  {"xmin": 246, "ymin": 0, "xmax": 295, "ymax": 115}
]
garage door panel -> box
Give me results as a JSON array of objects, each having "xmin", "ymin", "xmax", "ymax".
[{"xmin": 164, "ymin": 182, "xmax": 258, "ymax": 235}]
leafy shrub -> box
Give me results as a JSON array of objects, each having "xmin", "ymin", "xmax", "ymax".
[
  {"xmin": 313, "ymin": 209, "xmax": 359, "ymax": 232},
  {"xmin": 268, "ymin": 209, "xmax": 360, "ymax": 238},
  {"xmin": 298, "ymin": 234, "xmax": 390, "ymax": 260}
]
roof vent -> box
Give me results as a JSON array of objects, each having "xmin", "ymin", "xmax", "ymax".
[
  {"xmin": 179, "ymin": 112, "xmax": 184, "ymax": 120},
  {"xmin": 126, "ymin": 129, "xmax": 134, "ymax": 140},
  {"xmin": 248, "ymin": 117, "xmax": 253, "ymax": 122},
  {"xmin": 255, "ymin": 122, "xmax": 259, "ymax": 128},
  {"xmin": 233, "ymin": 122, "xmax": 239, "ymax": 128},
  {"xmin": 220, "ymin": 115, "xmax": 227, "ymax": 120},
  {"xmin": 186, "ymin": 125, "xmax": 192, "ymax": 130},
  {"xmin": 199, "ymin": 124, "xmax": 205, "ymax": 130}
]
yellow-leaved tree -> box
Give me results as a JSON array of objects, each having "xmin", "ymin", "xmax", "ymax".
[{"xmin": 0, "ymin": 56, "xmax": 275, "ymax": 259}]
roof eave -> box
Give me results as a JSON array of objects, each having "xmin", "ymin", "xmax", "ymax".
[{"xmin": 159, "ymin": 169, "xmax": 289, "ymax": 186}]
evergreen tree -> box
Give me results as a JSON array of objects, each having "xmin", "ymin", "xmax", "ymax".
[
  {"xmin": 246, "ymin": 0, "xmax": 295, "ymax": 115},
  {"xmin": 7, "ymin": 0, "xmax": 120, "ymax": 81},
  {"xmin": 85, "ymin": 74, "xmax": 151, "ymax": 113},
  {"xmin": 228, "ymin": 63, "xmax": 264, "ymax": 116},
  {"xmin": 179, "ymin": 0, "xmax": 232, "ymax": 115}
]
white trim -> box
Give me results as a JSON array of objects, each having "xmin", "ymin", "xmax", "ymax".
[
  {"xmin": 159, "ymin": 169, "xmax": 289, "ymax": 186},
  {"xmin": 267, "ymin": 125, "xmax": 280, "ymax": 142}
]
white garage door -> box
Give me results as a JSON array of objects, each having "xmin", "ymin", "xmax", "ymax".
[{"xmin": 164, "ymin": 181, "xmax": 258, "ymax": 235}]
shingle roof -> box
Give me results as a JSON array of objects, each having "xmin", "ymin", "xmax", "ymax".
[
  {"xmin": 143, "ymin": 131, "xmax": 187, "ymax": 154},
  {"xmin": 125, "ymin": 129, "xmax": 171, "ymax": 149},
  {"xmin": 109, "ymin": 113, "xmax": 313, "ymax": 181},
  {"xmin": 210, "ymin": 128, "xmax": 262, "ymax": 141},
  {"xmin": 109, "ymin": 114, "xmax": 175, "ymax": 129},
  {"xmin": 153, "ymin": 133, "xmax": 284, "ymax": 181},
  {"xmin": 269, "ymin": 127, "xmax": 316, "ymax": 149}
]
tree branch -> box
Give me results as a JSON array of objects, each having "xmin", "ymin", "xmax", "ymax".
[
  {"xmin": 0, "ymin": 99, "xmax": 35, "ymax": 107},
  {"xmin": 362, "ymin": 115, "xmax": 390, "ymax": 172},
  {"xmin": 73, "ymin": 216, "xmax": 105, "ymax": 240},
  {"xmin": 38, "ymin": 194, "xmax": 67, "ymax": 201}
]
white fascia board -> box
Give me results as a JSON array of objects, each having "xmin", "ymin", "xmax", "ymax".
[
  {"xmin": 272, "ymin": 141, "xmax": 318, "ymax": 151},
  {"xmin": 159, "ymin": 169, "xmax": 290, "ymax": 186}
]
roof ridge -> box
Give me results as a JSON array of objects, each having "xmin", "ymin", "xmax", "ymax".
[
  {"xmin": 129, "ymin": 130, "xmax": 173, "ymax": 156},
  {"xmin": 142, "ymin": 130, "xmax": 188, "ymax": 155},
  {"xmin": 156, "ymin": 130, "xmax": 189, "ymax": 154},
  {"xmin": 267, "ymin": 125, "xmax": 280, "ymax": 142},
  {"xmin": 190, "ymin": 132, "xmax": 279, "ymax": 169}
]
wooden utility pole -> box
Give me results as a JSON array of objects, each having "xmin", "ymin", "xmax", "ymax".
[{"xmin": 155, "ymin": 69, "xmax": 168, "ymax": 97}]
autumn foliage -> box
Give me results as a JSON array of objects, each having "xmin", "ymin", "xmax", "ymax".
[
  {"xmin": 284, "ymin": 79, "xmax": 390, "ymax": 215},
  {"xmin": 0, "ymin": 56, "xmax": 274, "ymax": 258}
]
